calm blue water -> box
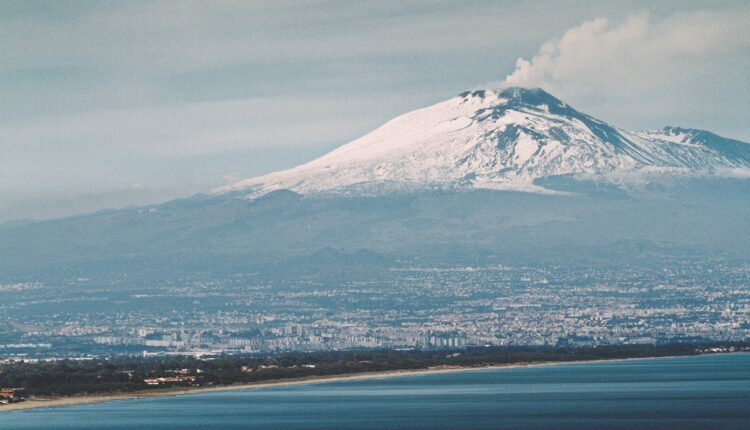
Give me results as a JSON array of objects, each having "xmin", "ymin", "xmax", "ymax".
[{"xmin": 3, "ymin": 353, "xmax": 749, "ymax": 429}]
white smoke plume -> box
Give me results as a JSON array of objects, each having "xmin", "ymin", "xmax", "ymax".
[{"xmin": 494, "ymin": 9, "xmax": 750, "ymax": 138}]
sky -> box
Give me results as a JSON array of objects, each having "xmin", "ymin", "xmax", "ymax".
[{"xmin": 2, "ymin": 0, "xmax": 749, "ymax": 222}]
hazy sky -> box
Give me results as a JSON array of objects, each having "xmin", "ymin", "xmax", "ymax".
[{"xmin": 2, "ymin": 0, "xmax": 749, "ymax": 222}]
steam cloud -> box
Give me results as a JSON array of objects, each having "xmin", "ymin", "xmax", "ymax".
[{"xmin": 497, "ymin": 10, "xmax": 750, "ymax": 111}]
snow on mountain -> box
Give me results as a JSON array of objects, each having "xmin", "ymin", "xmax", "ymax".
[{"xmin": 219, "ymin": 88, "xmax": 750, "ymax": 197}]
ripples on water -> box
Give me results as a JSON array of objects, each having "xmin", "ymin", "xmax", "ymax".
[{"xmin": 3, "ymin": 353, "xmax": 749, "ymax": 429}]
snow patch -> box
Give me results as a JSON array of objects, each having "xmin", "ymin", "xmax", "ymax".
[{"xmin": 216, "ymin": 87, "xmax": 750, "ymax": 197}]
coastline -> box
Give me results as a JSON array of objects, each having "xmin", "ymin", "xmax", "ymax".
[{"xmin": 0, "ymin": 353, "xmax": 735, "ymax": 413}]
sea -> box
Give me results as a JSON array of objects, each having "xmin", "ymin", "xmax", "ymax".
[{"xmin": 2, "ymin": 353, "xmax": 749, "ymax": 429}]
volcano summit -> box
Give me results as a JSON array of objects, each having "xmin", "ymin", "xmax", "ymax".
[
  {"xmin": 2, "ymin": 88, "xmax": 750, "ymax": 278},
  {"xmin": 221, "ymin": 88, "xmax": 750, "ymax": 197}
]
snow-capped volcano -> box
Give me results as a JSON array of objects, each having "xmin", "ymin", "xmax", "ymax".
[{"xmin": 220, "ymin": 87, "xmax": 750, "ymax": 196}]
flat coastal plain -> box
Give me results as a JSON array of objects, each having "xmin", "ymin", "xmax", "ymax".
[{"xmin": 0, "ymin": 359, "xmax": 608, "ymax": 413}]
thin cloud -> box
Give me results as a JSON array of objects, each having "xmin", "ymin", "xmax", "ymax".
[{"xmin": 2, "ymin": 2, "xmax": 748, "ymax": 222}]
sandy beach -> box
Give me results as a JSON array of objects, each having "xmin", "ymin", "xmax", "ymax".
[
  {"xmin": 1, "ymin": 353, "xmax": 724, "ymax": 414},
  {"xmin": 0, "ymin": 360, "xmax": 564, "ymax": 413}
]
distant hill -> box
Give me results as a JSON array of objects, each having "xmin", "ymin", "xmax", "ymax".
[{"xmin": 2, "ymin": 88, "xmax": 750, "ymax": 281}]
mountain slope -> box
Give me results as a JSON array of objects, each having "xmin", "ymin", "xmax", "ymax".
[
  {"xmin": 2, "ymin": 88, "xmax": 750, "ymax": 280},
  {"xmin": 3, "ymin": 179, "xmax": 750, "ymax": 280},
  {"xmin": 221, "ymin": 88, "xmax": 750, "ymax": 196}
]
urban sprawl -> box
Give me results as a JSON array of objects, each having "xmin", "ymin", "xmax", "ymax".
[{"xmin": 2, "ymin": 260, "xmax": 749, "ymax": 362}]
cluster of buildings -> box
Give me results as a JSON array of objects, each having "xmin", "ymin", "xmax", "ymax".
[
  {"xmin": 0, "ymin": 388, "xmax": 24, "ymax": 405},
  {"xmin": 143, "ymin": 375, "xmax": 197, "ymax": 386},
  {"xmin": 2, "ymin": 261, "xmax": 749, "ymax": 359}
]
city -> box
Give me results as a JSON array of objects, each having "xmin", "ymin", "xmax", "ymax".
[
  {"xmin": 3, "ymin": 1, "xmax": 750, "ymax": 426},
  {"xmin": 2, "ymin": 259, "xmax": 749, "ymax": 362}
]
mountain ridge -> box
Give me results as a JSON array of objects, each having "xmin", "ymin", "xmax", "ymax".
[
  {"xmin": 2, "ymin": 88, "xmax": 750, "ymax": 279},
  {"xmin": 220, "ymin": 87, "xmax": 750, "ymax": 197}
]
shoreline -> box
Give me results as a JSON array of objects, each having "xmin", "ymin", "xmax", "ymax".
[{"xmin": 0, "ymin": 352, "xmax": 739, "ymax": 413}]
